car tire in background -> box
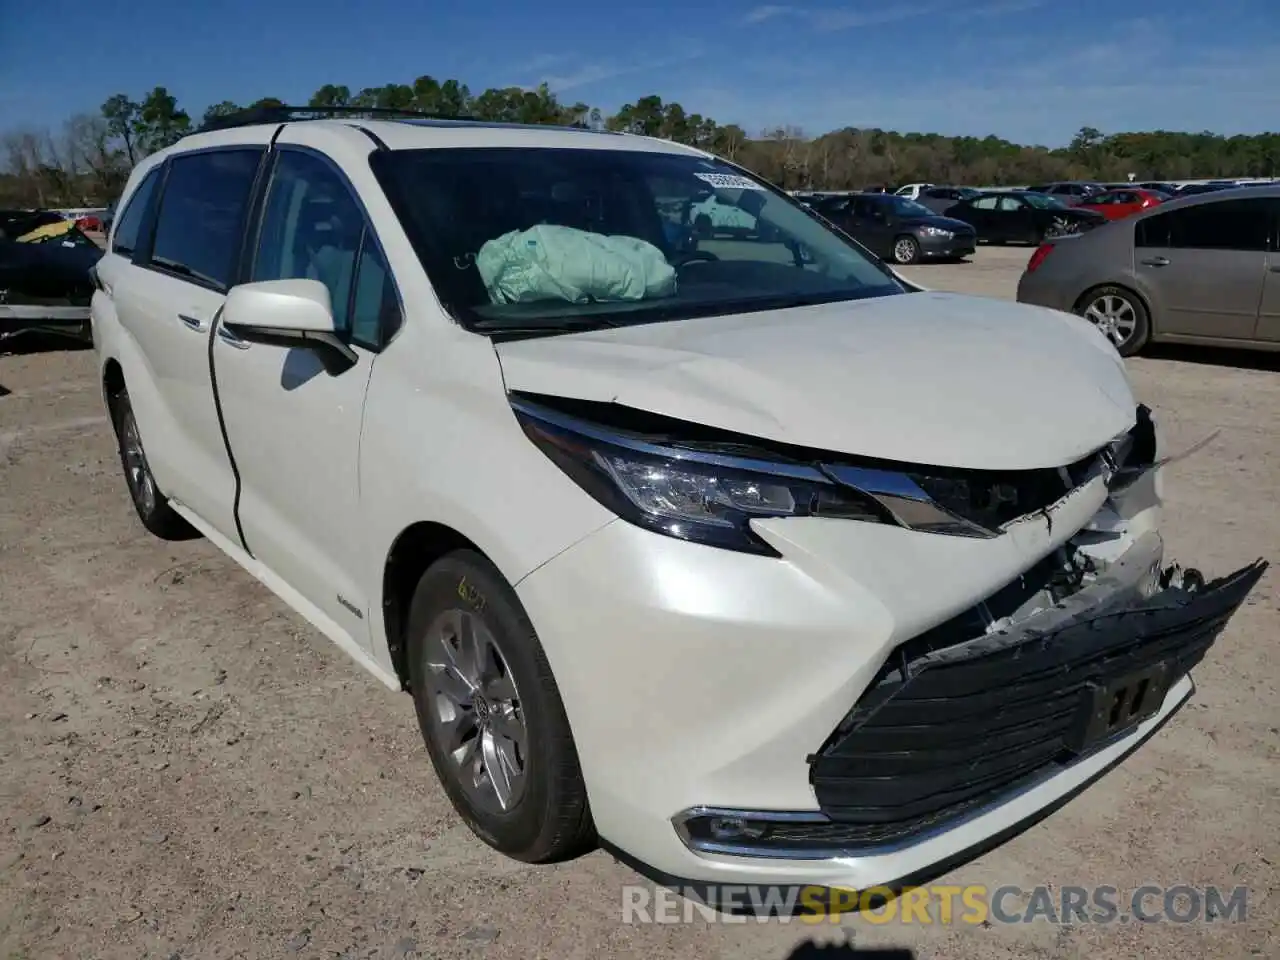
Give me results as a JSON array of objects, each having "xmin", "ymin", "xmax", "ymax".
[
  {"xmin": 406, "ymin": 549, "xmax": 594, "ymax": 863},
  {"xmin": 109, "ymin": 388, "xmax": 199, "ymax": 540},
  {"xmin": 892, "ymin": 235, "xmax": 921, "ymax": 265},
  {"xmin": 1074, "ymin": 284, "xmax": 1151, "ymax": 357}
]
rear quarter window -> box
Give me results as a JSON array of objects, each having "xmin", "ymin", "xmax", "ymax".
[{"xmin": 111, "ymin": 168, "xmax": 161, "ymax": 257}]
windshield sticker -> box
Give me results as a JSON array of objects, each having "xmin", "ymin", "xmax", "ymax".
[{"xmin": 694, "ymin": 172, "xmax": 765, "ymax": 191}]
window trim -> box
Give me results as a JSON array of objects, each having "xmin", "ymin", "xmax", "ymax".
[
  {"xmin": 139, "ymin": 144, "xmax": 270, "ymax": 294},
  {"xmin": 245, "ymin": 143, "xmax": 403, "ymax": 353}
]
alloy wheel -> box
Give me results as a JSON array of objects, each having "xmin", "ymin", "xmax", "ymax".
[
  {"xmin": 1083, "ymin": 293, "xmax": 1138, "ymax": 348},
  {"xmin": 120, "ymin": 411, "xmax": 157, "ymax": 515},
  {"xmin": 423, "ymin": 608, "xmax": 527, "ymax": 813}
]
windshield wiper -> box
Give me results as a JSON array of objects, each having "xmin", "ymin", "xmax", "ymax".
[{"xmin": 470, "ymin": 314, "xmax": 623, "ymax": 335}]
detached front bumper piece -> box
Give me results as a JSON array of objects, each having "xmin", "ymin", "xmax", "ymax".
[
  {"xmin": 0, "ymin": 304, "xmax": 92, "ymax": 344},
  {"xmin": 676, "ymin": 540, "xmax": 1266, "ymax": 859}
]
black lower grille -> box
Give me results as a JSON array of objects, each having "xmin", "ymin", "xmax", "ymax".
[{"xmin": 807, "ymin": 559, "xmax": 1266, "ymax": 848}]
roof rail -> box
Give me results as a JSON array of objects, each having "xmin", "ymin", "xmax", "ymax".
[{"xmin": 196, "ymin": 104, "xmax": 489, "ymax": 133}]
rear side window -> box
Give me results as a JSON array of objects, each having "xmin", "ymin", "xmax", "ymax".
[
  {"xmin": 972, "ymin": 196, "xmax": 998, "ymax": 210},
  {"xmin": 111, "ymin": 168, "xmax": 161, "ymax": 257},
  {"xmin": 150, "ymin": 149, "xmax": 263, "ymax": 289},
  {"xmin": 1136, "ymin": 199, "xmax": 1270, "ymax": 251}
]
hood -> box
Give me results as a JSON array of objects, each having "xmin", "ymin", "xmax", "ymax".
[
  {"xmin": 494, "ymin": 292, "xmax": 1136, "ymax": 471},
  {"xmin": 900, "ymin": 214, "xmax": 975, "ymax": 233}
]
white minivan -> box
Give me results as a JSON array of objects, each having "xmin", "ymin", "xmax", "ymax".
[{"xmin": 90, "ymin": 108, "xmax": 1265, "ymax": 905}]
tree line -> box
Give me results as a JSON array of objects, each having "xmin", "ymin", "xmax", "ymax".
[{"xmin": 3, "ymin": 76, "xmax": 1278, "ymax": 209}]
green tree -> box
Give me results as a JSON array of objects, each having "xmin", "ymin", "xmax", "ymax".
[
  {"xmin": 201, "ymin": 100, "xmax": 242, "ymax": 128},
  {"xmin": 135, "ymin": 86, "xmax": 190, "ymax": 154},
  {"xmin": 100, "ymin": 93, "xmax": 140, "ymax": 166},
  {"xmin": 308, "ymin": 84, "xmax": 351, "ymax": 108}
]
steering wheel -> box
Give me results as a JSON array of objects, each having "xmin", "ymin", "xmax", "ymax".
[{"xmin": 674, "ymin": 250, "xmax": 719, "ymax": 268}]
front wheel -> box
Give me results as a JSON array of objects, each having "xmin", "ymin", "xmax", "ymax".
[
  {"xmin": 892, "ymin": 235, "xmax": 921, "ymax": 265},
  {"xmin": 1076, "ymin": 285, "xmax": 1151, "ymax": 357},
  {"xmin": 406, "ymin": 550, "xmax": 593, "ymax": 863}
]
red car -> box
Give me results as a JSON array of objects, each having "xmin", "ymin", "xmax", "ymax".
[{"xmin": 1076, "ymin": 187, "xmax": 1170, "ymax": 221}]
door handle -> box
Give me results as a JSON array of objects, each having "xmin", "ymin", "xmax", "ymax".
[
  {"xmin": 1140, "ymin": 256, "xmax": 1170, "ymax": 267},
  {"xmin": 1269, "ymin": 264, "xmax": 1280, "ymax": 273},
  {"xmin": 216, "ymin": 324, "xmax": 251, "ymax": 350},
  {"xmin": 178, "ymin": 313, "xmax": 206, "ymax": 332}
]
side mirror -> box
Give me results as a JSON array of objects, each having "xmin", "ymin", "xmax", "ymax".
[{"xmin": 222, "ymin": 278, "xmax": 357, "ymax": 369}]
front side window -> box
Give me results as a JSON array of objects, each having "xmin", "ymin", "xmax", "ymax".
[
  {"xmin": 150, "ymin": 149, "xmax": 263, "ymax": 288},
  {"xmin": 886, "ymin": 197, "xmax": 933, "ymax": 218},
  {"xmin": 374, "ymin": 147, "xmax": 903, "ymax": 335},
  {"xmin": 1022, "ymin": 193, "xmax": 1068, "ymax": 210},
  {"xmin": 111, "ymin": 167, "xmax": 161, "ymax": 257}
]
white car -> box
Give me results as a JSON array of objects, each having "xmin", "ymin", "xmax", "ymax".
[
  {"xmin": 893, "ymin": 182, "xmax": 933, "ymax": 200},
  {"xmin": 90, "ymin": 110, "xmax": 1264, "ymax": 902}
]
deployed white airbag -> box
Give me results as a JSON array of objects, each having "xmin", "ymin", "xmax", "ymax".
[{"xmin": 476, "ymin": 224, "xmax": 677, "ymax": 305}]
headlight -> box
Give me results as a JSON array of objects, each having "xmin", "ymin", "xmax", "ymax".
[
  {"xmin": 920, "ymin": 226, "xmax": 953, "ymax": 238},
  {"xmin": 512, "ymin": 399, "xmax": 889, "ymax": 555}
]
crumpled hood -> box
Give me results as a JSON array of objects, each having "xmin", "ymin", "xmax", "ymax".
[{"xmin": 494, "ymin": 292, "xmax": 1137, "ymax": 470}]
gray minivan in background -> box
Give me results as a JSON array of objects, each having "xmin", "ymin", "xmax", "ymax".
[{"xmin": 1016, "ymin": 186, "xmax": 1280, "ymax": 356}]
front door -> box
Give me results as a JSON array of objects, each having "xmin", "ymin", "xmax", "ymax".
[
  {"xmin": 210, "ymin": 144, "xmax": 401, "ymax": 642},
  {"xmin": 1135, "ymin": 197, "xmax": 1269, "ymax": 340},
  {"xmin": 850, "ymin": 196, "xmax": 894, "ymax": 258}
]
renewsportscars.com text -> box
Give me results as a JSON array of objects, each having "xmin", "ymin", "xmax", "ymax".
[{"xmin": 621, "ymin": 883, "xmax": 1249, "ymax": 925}]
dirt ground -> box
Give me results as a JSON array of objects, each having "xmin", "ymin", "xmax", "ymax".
[{"xmin": 1, "ymin": 246, "xmax": 1277, "ymax": 960}]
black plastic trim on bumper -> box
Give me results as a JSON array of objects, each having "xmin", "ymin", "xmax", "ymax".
[
  {"xmin": 600, "ymin": 677, "xmax": 1192, "ymax": 918},
  {"xmin": 805, "ymin": 556, "xmax": 1267, "ymax": 848}
]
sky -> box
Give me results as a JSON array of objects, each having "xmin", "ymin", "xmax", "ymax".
[{"xmin": 1, "ymin": 0, "xmax": 1277, "ymax": 147}]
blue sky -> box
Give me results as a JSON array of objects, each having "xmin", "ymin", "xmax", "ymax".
[{"xmin": 1, "ymin": 0, "xmax": 1276, "ymax": 146}]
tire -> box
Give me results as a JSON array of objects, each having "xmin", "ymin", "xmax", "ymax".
[
  {"xmin": 892, "ymin": 234, "xmax": 921, "ymax": 265},
  {"xmin": 406, "ymin": 550, "xmax": 593, "ymax": 863},
  {"xmin": 110, "ymin": 388, "xmax": 199, "ymax": 540},
  {"xmin": 1075, "ymin": 284, "xmax": 1151, "ymax": 357}
]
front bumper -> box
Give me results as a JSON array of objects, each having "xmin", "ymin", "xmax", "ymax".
[
  {"xmin": 516, "ymin": 469, "xmax": 1264, "ymax": 890},
  {"xmin": 919, "ymin": 232, "xmax": 976, "ymax": 259}
]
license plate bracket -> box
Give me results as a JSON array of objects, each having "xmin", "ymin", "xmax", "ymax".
[{"xmin": 1068, "ymin": 661, "xmax": 1172, "ymax": 754}]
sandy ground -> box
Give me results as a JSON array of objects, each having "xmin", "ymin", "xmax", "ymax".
[{"xmin": 1, "ymin": 246, "xmax": 1277, "ymax": 960}]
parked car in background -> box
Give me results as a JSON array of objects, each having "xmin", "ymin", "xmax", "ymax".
[
  {"xmin": 1024, "ymin": 181, "xmax": 1108, "ymax": 205},
  {"xmin": 0, "ymin": 213, "xmax": 103, "ymax": 344},
  {"xmin": 1076, "ymin": 188, "xmax": 1170, "ymax": 221},
  {"xmin": 916, "ymin": 185, "xmax": 984, "ymax": 215},
  {"xmin": 893, "ymin": 182, "xmax": 933, "ymax": 200},
  {"xmin": 1137, "ymin": 181, "xmax": 1179, "ymax": 195},
  {"xmin": 1017, "ymin": 186, "xmax": 1280, "ymax": 356},
  {"xmin": 820, "ymin": 192, "xmax": 976, "ymax": 263},
  {"xmin": 1173, "ymin": 182, "xmax": 1235, "ymax": 198},
  {"xmin": 944, "ymin": 191, "xmax": 1106, "ymax": 245}
]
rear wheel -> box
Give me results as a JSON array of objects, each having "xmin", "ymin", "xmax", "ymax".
[
  {"xmin": 406, "ymin": 550, "xmax": 593, "ymax": 862},
  {"xmin": 1076, "ymin": 285, "xmax": 1150, "ymax": 357},
  {"xmin": 110, "ymin": 389, "xmax": 198, "ymax": 540}
]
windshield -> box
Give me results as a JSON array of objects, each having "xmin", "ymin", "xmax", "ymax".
[
  {"xmin": 887, "ymin": 196, "xmax": 935, "ymax": 218},
  {"xmin": 374, "ymin": 147, "xmax": 904, "ymax": 334},
  {"xmin": 1022, "ymin": 192, "xmax": 1069, "ymax": 210}
]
